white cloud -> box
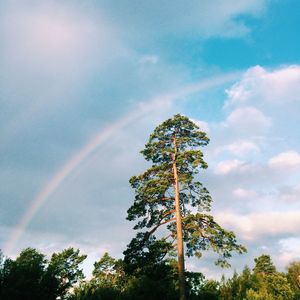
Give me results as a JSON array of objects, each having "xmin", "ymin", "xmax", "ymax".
[
  {"xmin": 217, "ymin": 140, "xmax": 260, "ymax": 156},
  {"xmin": 216, "ymin": 211, "xmax": 300, "ymax": 240},
  {"xmin": 214, "ymin": 159, "xmax": 248, "ymax": 175},
  {"xmin": 277, "ymin": 237, "xmax": 300, "ymax": 266},
  {"xmin": 226, "ymin": 65, "xmax": 300, "ymax": 107},
  {"xmin": 191, "ymin": 119, "xmax": 210, "ymax": 133},
  {"xmin": 225, "ymin": 106, "xmax": 271, "ymax": 129},
  {"xmin": 268, "ymin": 151, "xmax": 300, "ymax": 170},
  {"xmin": 232, "ymin": 188, "xmax": 257, "ymax": 198}
]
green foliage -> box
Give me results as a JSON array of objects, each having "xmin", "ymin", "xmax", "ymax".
[
  {"xmin": 71, "ymin": 280, "xmax": 121, "ymax": 300},
  {"xmin": 127, "ymin": 114, "xmax": 245, "ymax": 269},
  {"xmin": 45, "ymin": 247, "xmax": 87, "ymax": 299},
  {"xmin": 121, "ymin": 273, "xmax": 178, "ymax": 300},
  {"xmin": 187, "ymin": 276, "xmax": 221, "ymax": 300},
  {"xmin": 0, "ymin": 250, "xmax": 3, "ymax": 294},
  {"xmin": 219, "ymin": 255, "xmax": 295, "ymax": 300},
  {"xmin": 220, "ymin": 266, "xmax": 252, "ymax": 300},
  {"xmin": 247, "ymin": 255, "xmax": 294, "ymax": 300},
  {"xmin": 286, "ymin": 261, "xmax": 300, "ymax": 299},
  {"xmin": 253, "ymin": 254, "xmax": 276, "ymax": 275},
  {"xmin": 92, "ymin": 252, "xmax": 124, "ymax": 287},
  {"xmin": 200, "ymin": 279, "xmax": 220, "ymax": 300},
  {"xmin": 245, "ymin": 272, "xmax": 295, "ymax": 300},
  {"xmin": 0, "ymin": 248, "xmax": 47, "ymax": 300},
  {"xmin": 123, "ymin": 235, "xmax": 179, "ymax": 299},
  {"xmin": 0, "ymin": 247, "xmax": 86, "ymax": 300},
  {"xmin": 246, "ymin": 286, "xmax": 274, "ymax": 300},
  {"xmin": 183, "ymin": 213, "xmax": 246, "ymax": 267},
  {"xmin": 73, "ymin": 248, "xmax": 179, "ymax": 300},
  {"xmin": 247, "ymin": 272, "xmax": 294, "ymax": 300},
  {"xmin": 123, "ymin": 233, "xmax": 173, "ymax": 276},
  {"xmin": 2, "ymin": 247, "xmax": 300, "ymax": 300},
  {"xmin": 185, "ymin": 271, "xmax": 206, "ymax": 296}
]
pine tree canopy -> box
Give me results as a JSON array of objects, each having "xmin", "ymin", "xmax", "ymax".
[{"xmin": 126, "ymin": 114, "xmax": 246, "ymax": 267}]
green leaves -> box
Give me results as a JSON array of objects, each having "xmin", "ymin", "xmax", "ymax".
[
  {"xmin": 0, "ymin": 247, "xmax": 86, "ymax": 300},
  {"xmin": 48, "ymin": 247, "xmax": 87, "ymax": 288},
  {"xmin": 253, "ymin": 255, "xmax": 276, "ymax": 275},
  {"xmin": 127, "ymin": 114, "xmax": 211, "ymax": 231},
  {"xmin": 141, "ymin": 114, "xmax": 209, "ymax": 164},
  {"xmin": 92, "ymin": 253, "xmax": 124, "ymax": 288},
  {"xmin": 127, "ymin": 113, "xmax": 245, "ymax": 268},
  {"xmin": 182, "ymin": 214, "xmax": 246, "ymax": 266}
]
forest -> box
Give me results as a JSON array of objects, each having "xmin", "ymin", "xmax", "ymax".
[
  {"xmin": 1, "ymin": 115, "xmax": 299, "ymax": 300},
  {"xmin": 1, "ymin": 247, "xmax": 300, "ymax": 299}
]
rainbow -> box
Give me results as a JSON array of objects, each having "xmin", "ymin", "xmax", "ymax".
[{"xmin": 4, "ymin": 72, "xmax": 240, "ymax": 255}]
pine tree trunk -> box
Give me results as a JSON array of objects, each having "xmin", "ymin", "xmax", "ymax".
[{"xmin": 173, "ymin": 135, "xmax": 186, "ymax": 300}]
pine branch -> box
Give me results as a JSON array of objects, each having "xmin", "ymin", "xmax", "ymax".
[{"xmin": 148, "ymin": 217, "xmax": 176, "ymax": 236}]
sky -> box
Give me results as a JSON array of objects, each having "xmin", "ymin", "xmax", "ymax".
[{"xmin": 1, "ymin": 0, "xmax": 300, "ymax": 278}]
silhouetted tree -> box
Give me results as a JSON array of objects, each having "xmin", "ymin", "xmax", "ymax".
[
  {"xmin": 43, "ymin": 247, "xmax": 87, "ymax": 299},
  {"xmin": 0, "ymin": 248, "xmax": 46, "ymax": 300},
  {"xmin": 0, "ymin": 247, "xmax": 86, "ymax": 300}
]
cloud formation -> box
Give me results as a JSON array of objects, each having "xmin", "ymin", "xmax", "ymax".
[
  {"xmin": 226, "ymin": 65, "xmax": 300, "ymax": 107},
  {"xmin": 216, "ymin": 211, "xmax": 300, "ymax": 240},
  {"xmin": 214, "ymin": 159, "xmax": 248, "ymax": 175},
  {"xmin": 224, "ymin": 106, "xmax": 271, "ymax": 130},
  {"xmin": 232, "ymin": 188, "xmax": 258, "ymax": 199},
  {"xmin": 217, "ymin": 140, "xmax": 260, "ymax": 156},
  {"xmin": 269, "ymin": 151, "xmax": 300, "ymax": 170}
]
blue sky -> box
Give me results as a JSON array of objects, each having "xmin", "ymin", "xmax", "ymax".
[{"xmin": 1, "ymin": 0, "xmax": 300, "ymax": 278}]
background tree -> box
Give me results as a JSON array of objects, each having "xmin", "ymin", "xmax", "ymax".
[
  {"xmin": 123, "ymin": 235, "xmax": 178, "ymax": 300},
  {"xmin": 253, "ymin": 255, "xmax": 276, "ymax": 275},
  {"xmin": 0, "ymin": 247, "xmax": 86, "ymax": 300},
  {"xmin": 72, "ymin": 248, "xmax": 178, "ymax": 300},
  {"xmin": 246, "ymin": 254, "xmax": 294, "ymax": 300},
  {"xmin": 43, "ymin": 247, "xmax": 87, "ymax": 299},
  {"xmin": 286, "ymin": 261, "xmax": 300, "ymax": 299},
  {"xmin": 0, "ymin": 248, "xmax": 47, "ymax": 300},
  {"xmin": 126, "ymin": 114, "xmax": 246, "ymax": 300},
  {"xmin": 0, "ymin": 250, "xmax": 4, "ymax": 295},
  {"xmin": 92, "ymin": 252, "xmax": 124, "ymax": 287},
  {"xmin": 220, "ymin": 266, "xmax": 257, "ymax": 300}
]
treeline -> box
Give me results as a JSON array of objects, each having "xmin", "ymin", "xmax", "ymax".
[{"xmin": 1, "ymin": 247, "xmax": 300, "ymax": 300}]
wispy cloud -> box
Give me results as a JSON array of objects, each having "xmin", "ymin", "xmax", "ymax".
[
  {"xmin": 269, "ymin": 151, "xmax": 300, "ymax": 170},
  {"xmin": 216, "ymin": 211, "xmax": 300, "ymax": 240},
  {"xmin": 232, "ymin": 188, "xmax": 258, "ymax": 199},
  {"xmin": 214, "ymin": 159, "xmax": 249, "ymax": 175}
]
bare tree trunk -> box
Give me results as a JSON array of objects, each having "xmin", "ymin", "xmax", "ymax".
[{"xmin": 173, "ymin": 135, "xmax": 186, "ymax": 300}]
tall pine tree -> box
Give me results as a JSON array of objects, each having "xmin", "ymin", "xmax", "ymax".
[{"xmin": 126, "ymin": 114, "xmax": 246, "ymax": 300}]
